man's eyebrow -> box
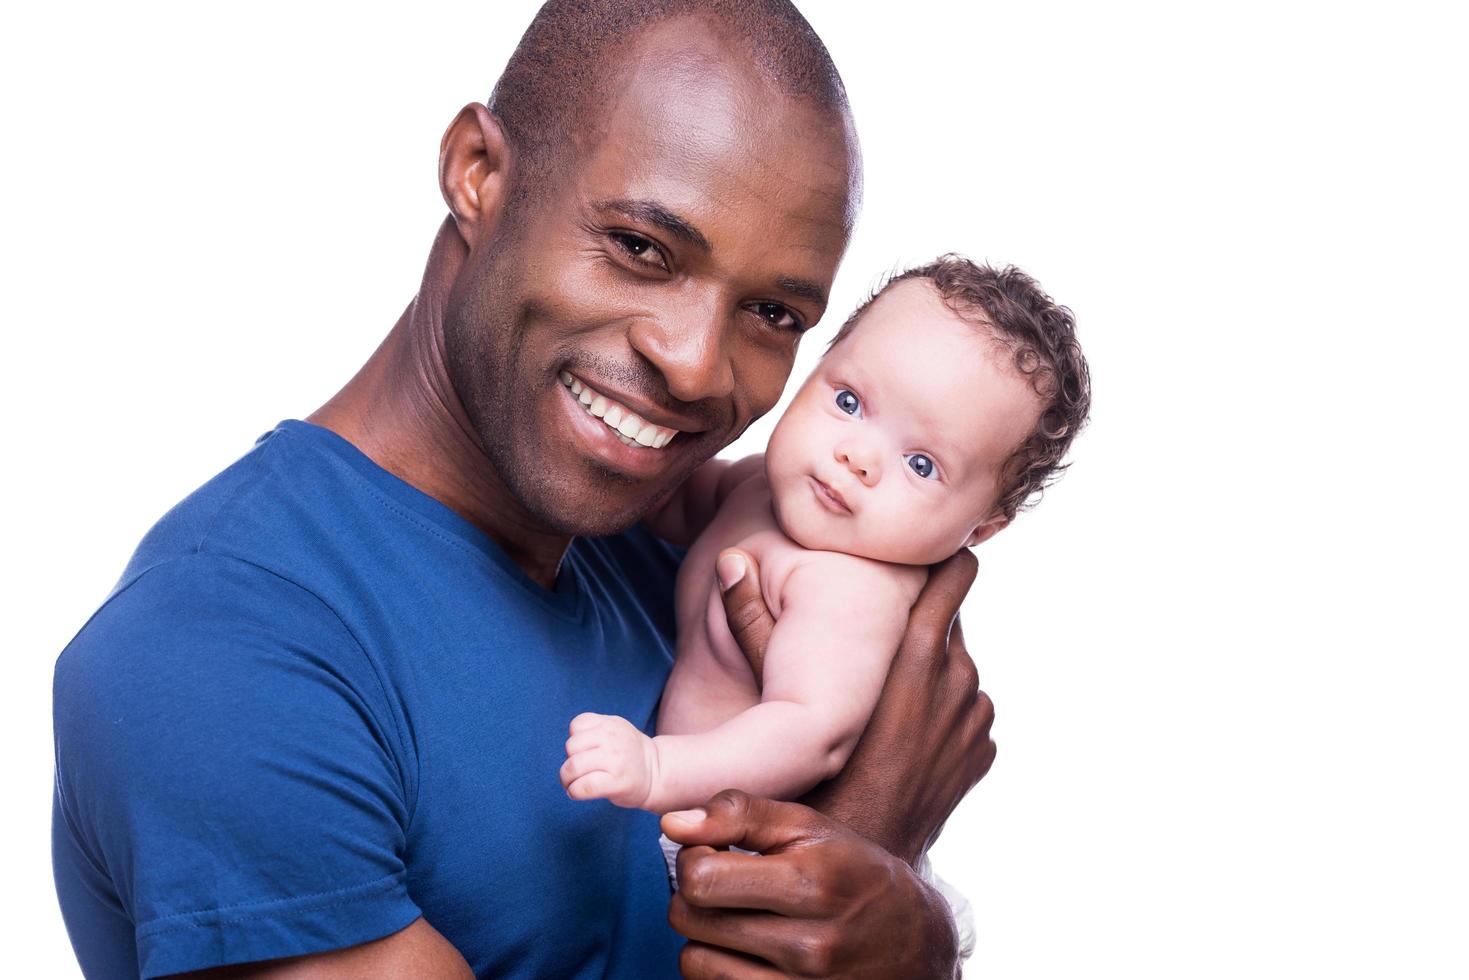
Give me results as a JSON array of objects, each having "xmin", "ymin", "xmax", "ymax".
[
  {"xmin": 775, "ymin": 276, "xmax": 828, "ymax": 309},
  {"xmin": 594, "ymin": 199, "xmax": 826, "ymax": 309},
  {"xmin": 595, "ymin": 198, "xmax": 710, "ymax": 252}
]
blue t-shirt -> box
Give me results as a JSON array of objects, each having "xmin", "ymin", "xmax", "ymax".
[{"xmin": 52, "ymin": 420, "xmax": 685, "ymax": 979}]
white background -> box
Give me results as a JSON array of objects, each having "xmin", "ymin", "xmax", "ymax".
[{"xmin": 5, "ymin": 1, "xmax": 1465, "ymax": 976}]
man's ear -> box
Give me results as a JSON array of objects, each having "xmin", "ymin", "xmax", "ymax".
[
  {"xmin": 964, "ymin": 513, "xmax": 1010, "ymax": 549},
  {"xmin": 439, "ymin": 103, "xmax": 513, "ymax": 248}
]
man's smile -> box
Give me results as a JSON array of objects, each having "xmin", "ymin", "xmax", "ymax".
[
  {"xmin": 559, "ymin": 371, "xmax": 682, "ymax": 449},
  {"xmin": 556, "ymin": 370, "xmax": 716, "ymax": 480}
]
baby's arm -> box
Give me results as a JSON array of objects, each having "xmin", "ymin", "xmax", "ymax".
[
  {"xmin": 562, "ymin": 557, "xmax": 920, "ymax": 812},
  {"xmin": 640, "ymin": 453, "xmax": 765, "ymax": 547}
]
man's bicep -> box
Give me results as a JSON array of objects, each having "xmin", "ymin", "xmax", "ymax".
[{"xmin": 53, "ymin": 556, "xmax": 420, "ymax": 979}]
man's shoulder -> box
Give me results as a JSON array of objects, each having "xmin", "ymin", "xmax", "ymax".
[
  {"xmin": 116, "ymin": 420, "xmax": 399, "ymax": 606},
  {"xmin": 62, "ymin": 422, "xmax": 373, "ymax": 692},
  {"xmin": 121, "ymin": 422, "xmax": 319, "ymax": 581},
  {"xmin": 57, "ymin": 551, "xmax": 358, "ymax": 696}
]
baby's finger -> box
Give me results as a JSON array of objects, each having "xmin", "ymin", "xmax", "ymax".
[
  {"xmin": 565, "ymin": 731, "xmax": 602, "ymax": 756},
  {"xmin": 560, "ymin": 749, "xmax": 607, "ymax": 786},
  {"xmin": 566, "ymin": 771, "xmax": 618, "ymax": 801},
  {"xmin": 569, "ymin": 712, "xmax": 606, "ymax": 734}
]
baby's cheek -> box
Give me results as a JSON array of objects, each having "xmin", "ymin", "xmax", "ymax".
[{"xmin": 860, "ymin": 493, "xmax": 933, "ymax": 564}]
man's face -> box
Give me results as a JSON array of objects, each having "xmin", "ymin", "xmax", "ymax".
[{"xmin": 444, "ymin": 36, "xmax": 855, "ymax": 537}]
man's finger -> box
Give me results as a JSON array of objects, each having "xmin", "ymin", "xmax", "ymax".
[
  {"xmin": 899, "ymin": 550, "xmax": 978, "ymax": 664},
  {"xmin": 717, "ymin": 549, "xmax": 775, "ymax": 687},
  {"xmin": 673, "ymin": 847, "xmax": 834, "ymax": 915},
  {"xmin": 670, "ymin": 894, "xmax": 828, "ymax": 969},
  {"xmin": 972, "ymin": 688, "xmax": 995, "ymax": 733},
  {"xmin": 975, "ymin": 735, "xmax": 998, "ymax": 783},
  {"xmin": 946, "ymin": 618, "xmax": 981, "ymax": 693},
  {"xmin": 916, "ymin": 550, "xmax": 977, "ymax": 631},
  {"xmin": 678, "ymin": 940, "xmax": 786, "ymax": 980},
  {"xmin": 661, "ymin": 790, "xmax": 832, "ymax": 855}
]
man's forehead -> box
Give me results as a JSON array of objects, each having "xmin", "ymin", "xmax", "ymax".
[
  {"xmin": 576, "ymin": 23, "xmax": 855, "ymax": 211},
  {"xmin": 568, "ymin": 62, "xmax": 853, "ymax": 278}
]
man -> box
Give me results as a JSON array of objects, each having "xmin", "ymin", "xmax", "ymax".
[{"xmin": 52, "ymin": 2, "xmax": 996, "ymax": 977}]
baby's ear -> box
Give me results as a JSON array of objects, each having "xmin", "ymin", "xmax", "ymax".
[{"xmin": 964, "ymin": 513, "xmax": 1010, "ymax": 548}]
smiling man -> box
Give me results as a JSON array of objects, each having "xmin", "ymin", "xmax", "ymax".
[{"xmin": 51, "ymin": 3, "xmax": 995, "ymax": 978}]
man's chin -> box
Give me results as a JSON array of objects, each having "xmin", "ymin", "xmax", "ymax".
[
  {"xmin": 539, "ymin": 504, "xmax": 649, "ymax": 539},
  {"xmin": 511, "ymin": 466, "xmax": 682, "ymax": 539},
  {"xmin": 490, "ymin": 417, "xmax": 716, "ymax": 538}
]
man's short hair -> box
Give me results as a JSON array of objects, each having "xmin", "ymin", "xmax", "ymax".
[
  {"xmin": 489, "ymin": 0, "xmax": 850, "ymax": 182},
  {"xmin": 831, "ymin": 256, "xmax": 1092, "ymax": 520}
]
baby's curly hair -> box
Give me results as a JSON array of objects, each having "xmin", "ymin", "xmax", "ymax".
[{"xmin": 830, "ymin": 256, "xmax": 1091, "ymax": 521}]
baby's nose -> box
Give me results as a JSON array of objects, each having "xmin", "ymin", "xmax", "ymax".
[{"xmin": 836, "ymin": 444, "xmax": 881, "ymax": 486}]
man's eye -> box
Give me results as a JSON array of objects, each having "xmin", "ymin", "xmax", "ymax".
[
  {"xmin": 750, "ymin": 302, "xmax": 804, "ymax": 332},
  {"xmin": 609, "ymin": 232, "xmax": 668, "ymax": 271},
  {"xmin": 835, "ymin": 389, "xmax": 861, "ymax": 416},
  {"xmin": 905, "ymin": 454, "xmax": 937, "ymax": 480}
]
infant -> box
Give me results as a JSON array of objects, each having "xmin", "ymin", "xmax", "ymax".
[{"xmin": 560, "ymin": 256, "xmax": 1089, "ymax": 813}]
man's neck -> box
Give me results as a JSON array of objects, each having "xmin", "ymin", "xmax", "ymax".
[{"xmin": 309, "ymin": 218, "xmax": 571, "ymax": 590}]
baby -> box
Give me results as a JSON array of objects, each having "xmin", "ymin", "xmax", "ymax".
[{"xmin": 560, "ymin": 256, "xmax": 1089, "ymax": 812}]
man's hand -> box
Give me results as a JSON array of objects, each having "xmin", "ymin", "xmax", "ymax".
[
  {"xmin": 662, "ymin": 792, "xmax": 960, "ymax": 979},
  {"xmin": 717, "ymin": 546, "xmax": 996, "ymax": 864},
  {"xmin": 560, "ymin": 712, "xmax": 658, "ymax": 809}
]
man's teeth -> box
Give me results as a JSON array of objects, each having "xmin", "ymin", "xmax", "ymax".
[{"xmin": 559, "ymin": 371, "xmax": 680, "ymax": 449}]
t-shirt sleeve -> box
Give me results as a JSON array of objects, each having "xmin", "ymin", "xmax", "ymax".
[{"xmin": 53, "ymin": 554, "xmax": 421, "ymax": 978}]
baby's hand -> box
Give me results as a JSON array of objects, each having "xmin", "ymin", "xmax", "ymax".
[{"xmin": 560, "ymin": 712, "xmax": 659, "ymax": 809}]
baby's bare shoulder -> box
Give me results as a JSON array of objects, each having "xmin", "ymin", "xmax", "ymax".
[{"xmin": 781, "ymin": 550, "xmax": 927, "ymax": 608}]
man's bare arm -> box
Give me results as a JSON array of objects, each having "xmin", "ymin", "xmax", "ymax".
[{"xmin": 164, "ymin": 917, "xmax": 472, "ymax": 980}]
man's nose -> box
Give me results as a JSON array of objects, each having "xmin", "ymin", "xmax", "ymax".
[
  {"xmin": 836, "ymin": 440, "xmax": 881, "ymax": 486},
  {"xmin": 626, "ymin": 301, "xmax": 735, "ymax": 404}
]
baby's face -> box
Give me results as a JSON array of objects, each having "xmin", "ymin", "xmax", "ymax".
[{"xmin": 766, "ymin": 279, "xmax": 1043, "ymax": 565}]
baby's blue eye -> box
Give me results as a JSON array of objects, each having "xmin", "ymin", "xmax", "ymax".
[
  {"xmin": 835, "ymin": 389, "xmax": 861, "ymax": 416},
  {"xmin": 905, "ymin": 454, "xmax": 937, "ymax": 480}
]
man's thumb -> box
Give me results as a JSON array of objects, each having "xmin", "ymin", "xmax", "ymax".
[
  {"xmin": 661, "ymin": 789, "xmax": 831, "ymax": 854},
  {"xmin": 716, "ymin": 549, "xmax": 774, "ymax": 686}
]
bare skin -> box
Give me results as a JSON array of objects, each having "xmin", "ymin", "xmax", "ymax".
[
  {"xmin": 562, "ymin": 281, "xmax": 1040, "ymax": 813},
  {"xmin": 562, "ymin": 468, "xmax": 925, "ymax": 811},
  {"xmin": 664, "ymin": 549, "xmax": 996, "ymax": 979},
  {"xmin": 169, "ymin": 17, "xmax": 996, "ymax": 980}
]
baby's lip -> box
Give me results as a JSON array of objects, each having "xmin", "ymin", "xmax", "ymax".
[{"xmin": 809, "ymin": 475, "xmax": 851, "ymax": 515}]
